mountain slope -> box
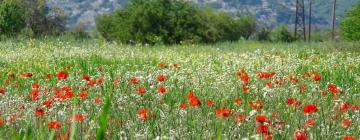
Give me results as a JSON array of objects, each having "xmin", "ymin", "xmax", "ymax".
[{"xmin": 47, "ymin": 0, "xmax": 358, "ymax": 29}]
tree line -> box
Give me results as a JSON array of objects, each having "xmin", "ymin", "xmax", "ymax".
[{"xmin": 1, "ymin": 0, "xmax": 360, "ymax": 44}]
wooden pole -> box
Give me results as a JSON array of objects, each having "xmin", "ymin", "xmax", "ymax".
[
  {"xmin": 332, "ymin": 0, "xmax": 337, "ymax": 40},
  {"xmin": 295, "ymin": 0, "xmax": 299, "ymax": 40},
  {"xmin": 309, "ymin": 0, "xmax": 312, "ymax": 42}
]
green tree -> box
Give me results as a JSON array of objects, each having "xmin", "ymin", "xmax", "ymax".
[
  {"xmin": 96, "ymin": 0, "xmax": 257, "ymax": 45},
  {"xmin": 340, "ymin": 3, "xmax": 360, "ymax": 41},
  {"xmin": 271, "ymin": 25, "xmax": 295, "ymax": 42},
  {"xmin": 0, "ymin": 0, "xmax": 25, "ymax": 36}
]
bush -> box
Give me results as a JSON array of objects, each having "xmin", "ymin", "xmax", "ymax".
[
  {"xmin": 340, "ymin": 3, "xmax": 360, "ymax": 41},
  {"xmin": 96, "ymin": 0, "xmax": 257, "ymax": 45},
  {"xmin": 0, "ymin": 0, "xmax": 25, "ymax": 36},
  {"xmin": 271, "ymin": 25, "xmax": 295, "ymax": 42},
  {"xmin": 253, "ymin": 27, "xmax": 271, "ymax": 41}
]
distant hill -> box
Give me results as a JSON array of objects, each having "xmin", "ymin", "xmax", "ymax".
[{"xmin": 47, "ymin": 0, "xmax": 358, "ymax": 29}]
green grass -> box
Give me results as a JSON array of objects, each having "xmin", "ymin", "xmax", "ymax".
[{"xmin": 0, "ymin": 38, "xmax": 359, "ymax": 139}]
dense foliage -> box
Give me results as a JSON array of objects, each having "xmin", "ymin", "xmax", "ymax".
[
  {"xmin": 0, "ymin": 0, "xmax": 67, "ymax": 37},
  {"xmin": 96, "ymin": 0, "xmax": 257, "ymax": 45},
  {"xmin": 340, "ymin": 2, "xmax": 360, "ymax": 41},
  {"xmin": 271, "ymin": 25, "xmax": 295, "ymax": 43},
  {"xmin": 0, "ymin": 0, "xmax": 25, "ymax": 36}
]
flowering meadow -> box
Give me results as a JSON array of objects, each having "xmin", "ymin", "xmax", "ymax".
[{"xmin": 0, "ymin": 39, "xmax": 359, "ymax": 140}]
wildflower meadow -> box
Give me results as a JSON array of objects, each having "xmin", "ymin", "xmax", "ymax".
[{"xmin": 0, "ymin": 39, "xmax": 359, "ymax": 140}]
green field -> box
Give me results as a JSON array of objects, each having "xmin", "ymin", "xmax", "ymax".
[{"xmin": 0, "ymin": 39, "xmax": 359, "ymax": 139}]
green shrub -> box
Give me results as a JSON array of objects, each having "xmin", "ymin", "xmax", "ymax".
[
  {"xmin": 340, "ymin": 3, "xmax": 360, "ymax": 41},
  {"xmin": 271, "ymin": 25, "xmax": 295, "ymax": 42},
  {"xmin": 0, "ymin": 0, "xmax": 25, "ymax": 36},
  {"xmin": 253, "ymin": 28, "xmax": 271, "ymax": 41},
  {"xmin": 96, "ymin": 0, "xmax": 257, "ymax": 45}
]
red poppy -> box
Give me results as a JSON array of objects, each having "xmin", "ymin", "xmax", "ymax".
[
  {"xmin": 40, "ymin": 98, "xmax": 55, "ymax": 108},
  {"xmin": 186, "ymin": 91, "xmax": 201, "ymax": 106},
  {"xmin": 340, "ymin": 119, "xmax": 352, "ymax": 127},
  {"xmin": 8, "ymin": 73, "xmax": 16, "ymax": 78},
  {"xmin": 78, "ymin": 90, "xmax": 87, "ymax": 99},
  {"xmin": 256, "ymin": 125, "xmax": 269, "ymax": 134},
  {"xmin": 262, "ymin": 132, "xmax": 273, "ymax": 140},
  {"xmin": 30, "ymin": 89, "xmax": 40, "ymax": 101},
  {"xmin": 130, "ymin": 77, "xmax": 138, "ymax": 85},
  {"xmin": 172, "ymin": 63, "xmax": 180, "ymax": 69},
  {"xmin": 32, "ymin": 83, "xmax": 40, "ymax": 89},
  {"xmin": 275, "ymin": 78, "xmax": 285, "ymax": 85},
  {"xmin": 257, "ymin": 72, "xmax": 276, "ymax": 79},
  {"xmin": 137, "ymin": 108, "xmax": 153, "ymax": 121},
  {"xmin": 206, "ymin": 100, "xmax": 214, "ymax": 107},
  {"xmin": 313, "ymin": 74, "xmax": 321, "ymax": 81},
  {"xmin": 305, "ymin": 119, "xmax": 315, "ymax": 127},
  {"xmin": 303, "ymin": 104, "xmax": 318, "ymax": 115},
  {"xmin": 46, "ymin": 73, "xmax": 52, "ymax": 79},
  {"xmin": 137, "ymin": 87, "xmax": 146, "ymax": 95},
  {"xmin": 82, "ymin": 75, "xmax": 90, "ymax": 81},
  {"xmin": 249, "ymin": 100, "xmax": 263, "ymax": 110},
  {"xmin": 156, "ymin": 74, "xmax": 166, "ymax": 82},
  {"xmin": 186, "ymin": 91, "xmax": 195, "ymax": 99},
  {"xmin": 157, "ymin": 63, "xmax": 168, "ymax": 69},
  {"xmin": 266, "ymin": 81, "xmax": 273, "ymax": 87},
  {"xmin": 0, "ymin": 119, "xmax": 4, "ymax": 126},
  {"xmin": 57, "ymin": 71, "xmax": 68, "ymax": 80},
  {"xmin": 235, "ymin": 69, "xmax": 245, "ymax": 77},
  {"xmin": 328, "ymin": 84, "xmax": 339, "ymax": 94},
  {"xmin": 243, "ymin": 87, "xmax": 250, "ymax": 93},
  {"xmin": 94, "ymin": 98, "xmax": 102, "ymax": 103},
  {"xmin": 48, "ymin": 121, "xmax": 62, "ymax": 130},
  {"xmin": 72, "ymin": 114, "xmax": 86, "ymax": 122},
  {"xmin": 88, "ymin": 80, "xmax": 97, "ymax": 87},
  {"xmin": 96, "ymin": 77, "xmax": 104, "ymax": 84},
  {"xmin": 158, "ymin": 86, "xmax": 167, "ymax": 94},
  {"xmin": 240, "ymin": 74, "xmax": 249, "ymax": 85},
  {"xmin": 180, "ymin": 103, "xmax": 187, "ymax": 109},
  {"xmin": 256, "ymin": 115, "xmax": 266, "ymax": 123},
  {"xmin": 234, "ymin": 114, "xmax": 246, "ymax": 122},
  {"xmin": 340, "ymin": 102, "xmax": 351, "ymax": 112},
  {"xmin": 215, "ymin": 106, "xmax": 233, "ymax": 118},
  {"xmin": 286, "ymin": 98, "xmax": 295, "ymax": 105},
  {"xmin": 351, "ymin": 104, "xmax": 360, "ymax": 111},
  {"xmin": 293, "ymin": 130, "xmax": 307, "ymax": 140},
  {"xmin": 0, "ymin": 88, "xmax": 5, "ymax": 95},
  {"xmin": 291, "ymin": 76, "xmax": 299, "ymax": 84},
  {"xmin": 26, "ymin": 72, "xmax": 33, "ymax": 78},
  {"xmin": 342, "ymin": 135, "xmax": 357, "ymax": 140},
  {"xmin": 189, "ymin": 97, "xmax": 201, "ymax": 107},
  {"xmin": 34, "ymin": 109, "xmax": 45, "ymax": 117},
  {"xmin": 235, "ymin": 97, "xmax": 242, "ymax": 105}
]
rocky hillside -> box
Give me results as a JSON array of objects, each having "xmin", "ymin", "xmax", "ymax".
[{"xmin": 47, "ymin": 0, "xmax": 358, "ymax": 29}]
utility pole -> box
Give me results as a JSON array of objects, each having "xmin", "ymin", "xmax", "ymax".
[
  {"xmin": 332, "ymin": 0, "xmax": 337, "ymax": 40},
  {"xmin": 308, "ymin": 0, "xmax": 312, "ymax": 42},
  {"xmin": 295, "ymin": 0, "xmax": 306, "ymax": 41}
]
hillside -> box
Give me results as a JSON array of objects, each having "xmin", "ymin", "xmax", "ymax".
[{"xmin": 47, "ymin": 0, "xmax": 358, "ymax": 29}]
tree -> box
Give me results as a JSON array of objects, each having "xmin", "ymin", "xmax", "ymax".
[
  {"xmin": 0, "ymin": 0, "xmax": 25, "ymax": 36},
  {"xmin": 271, "ymin": 25, "xmax": 295, "ymax": 42},
  {"xmin": 340, "ymin": 2, "xmax": 360, "ymax": 41},
  {"xmin": 96, "ymin": 0, "xmax": 257, "ymax": 45},
  {"xmin": 21, "ymin": 0, "xmax": 67, "ymax": 36}
]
